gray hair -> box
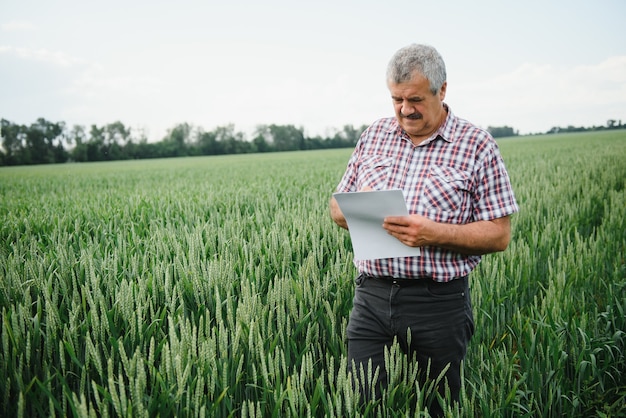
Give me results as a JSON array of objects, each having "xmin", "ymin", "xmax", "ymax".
[{"xmin": 386, "ymin": 44, "xmax": 447, "ymax": 95}]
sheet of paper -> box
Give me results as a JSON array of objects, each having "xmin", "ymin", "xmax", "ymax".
[{"xmin": 333, "ymin": 189, "xmax": 421, "ymax": 260}]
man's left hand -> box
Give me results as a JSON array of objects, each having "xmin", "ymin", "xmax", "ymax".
[{"xmin": 382, "ymin": 215, "xmax": 434, "ymax": 247}]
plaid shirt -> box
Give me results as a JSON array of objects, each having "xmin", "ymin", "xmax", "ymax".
[{"xmin": 336, "ymin": 105, "xmax": 519, "ymax": 282}]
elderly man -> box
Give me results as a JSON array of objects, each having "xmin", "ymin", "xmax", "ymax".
[{"xmin": 330, "ymin": 43, "xmax": 519, "ymax": 415}]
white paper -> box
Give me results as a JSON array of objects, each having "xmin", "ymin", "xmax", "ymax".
[{"xmin": 333, "ymin": 189, "xmax": 421, "ymax": 260}]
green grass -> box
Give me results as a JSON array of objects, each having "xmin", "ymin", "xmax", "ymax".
[{"xmin": 1, "ymin": 131, "xmax": 625, "ymax": 417}]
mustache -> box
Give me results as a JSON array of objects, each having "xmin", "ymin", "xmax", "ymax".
[{"xmin": 401, "ymin": 112, "xmax": 423, "ymax": 120}]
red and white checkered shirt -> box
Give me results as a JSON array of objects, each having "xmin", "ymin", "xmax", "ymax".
[{"xmin": 335, "ymin": 105, "xmax": 519, "ymax": 282}]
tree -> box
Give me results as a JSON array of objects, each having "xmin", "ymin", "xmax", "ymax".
[
  {"xmin": 487, "ymin": 126, "xmax": 518, "ymax": 138},
  {"xmin": 214, "ymin": 124, "xmax": 246, "ymax": 154},
  {"xmin": 252, "ymin": 133, "xmax": 269, "ymax": 153},
  {"xmin": 1, "ymin": 119, "xmax": 26, "ymax": 165},
  {"xmin": 0, "ymin": 118, "xmax": 67, "ymax": 165},
  {"xmin": 25, "ymin": 119, "xmax": 67, "ymax": 164},
  {"xmin": 329, "ymin": 124, "xmax": 365, "ymax": 148},
  {"xmin": 196, "ymin": 130, "xmax": 221, "ymax": 155},
  {"xmin": 104, "ymin": 121, "xmax": 132, "ymax": 160},
  {"xmin": 266, "ymin": 124, "xmax": 305, "ymax": 151},
  {"xmin": 86, "ymin": 125, "xmax": 106, "ymax": 161},
  {"xmin": 163, "ymin": 123, "xmax": 195, "ymax": 157},
  {"xmin": 68, "ymin": 125, "xmax": 88, "ymax": 162}
]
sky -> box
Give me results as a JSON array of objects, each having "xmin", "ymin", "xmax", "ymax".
[{"xmin": 1, "ymin": 0, "xmax": 625, "ymax": 141}]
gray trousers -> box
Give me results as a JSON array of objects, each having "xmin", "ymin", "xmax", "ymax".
[{"xmin": 346, "ymin": 274, "xmax": 474, "ymax": 414}]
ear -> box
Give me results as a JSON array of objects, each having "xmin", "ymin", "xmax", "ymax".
[{"xmin": 439, "ymin": 81, "xmax": 447, "ymax": 101}]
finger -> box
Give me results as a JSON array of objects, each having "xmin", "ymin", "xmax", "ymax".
[
  {"xmin": 383, "ymin": 216, "xmax": 408, "ymax": 226},
  {"xmin": 383, "ymin": 224, "xmax": 404, "ymax": 236}
]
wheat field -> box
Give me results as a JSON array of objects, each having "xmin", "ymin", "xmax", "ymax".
[{"xmin": 1, "ymin": 130, "xmax": 625, "ymax": 417}]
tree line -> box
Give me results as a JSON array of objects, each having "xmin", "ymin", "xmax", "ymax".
[
  {"xmin": 0, "ymin": 119, "xmax": 367, "ymax": 166},
  {"xmin": 1, "ymin": 118, "xmax": 624, "ymax": 166},
  {"xmin": 487, "ymin": 119, "xmax": 626, "ymax": 138}
]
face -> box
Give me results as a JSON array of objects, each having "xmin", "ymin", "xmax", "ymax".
[{"xmin": 388, "ymin": 71, "xmax": 447, "ymax": 144}]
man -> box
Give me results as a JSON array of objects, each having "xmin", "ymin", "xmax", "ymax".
[{"xmin": 329, "ymin": 44, "xmax": 519, "ymax": 415}]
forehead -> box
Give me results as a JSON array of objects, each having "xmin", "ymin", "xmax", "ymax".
[{"xmin": 387, "ymin": 72, "xmax": 431, "ymax": 97}]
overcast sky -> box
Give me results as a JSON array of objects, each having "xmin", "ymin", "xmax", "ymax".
[{"xmin": 2, "ymin": 0, "xmax": 625, "ymax": 141}]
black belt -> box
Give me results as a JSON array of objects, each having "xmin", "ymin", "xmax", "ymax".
[{"xmin": 364, "ymin": 274, "xmax": 467, "ymax": 288}]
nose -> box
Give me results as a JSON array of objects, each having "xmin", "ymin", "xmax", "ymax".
[{"xmin": 400, "ymin": 100, "xmax": 416, "ymax": 116}]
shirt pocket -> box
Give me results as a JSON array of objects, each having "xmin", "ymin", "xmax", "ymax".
[
  {"xmin": 357, "ymin": 155, "xmax": 393, "ymax": 190},
  {"xmin": 420, "ymin": 166, "xmax": 471, "ymax": 217}
]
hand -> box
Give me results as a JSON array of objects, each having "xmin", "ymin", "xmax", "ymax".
[
  {"xmin": 382, "ymin": 214, "xmax": 434, "ymax": 247},
  {"xmin": 383, "ymin": 215, "xmax": 512, "ymax": 255}
]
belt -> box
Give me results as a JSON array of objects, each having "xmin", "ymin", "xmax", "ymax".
[{"xmin": 364, "ymin": 274, "xmax": 467, "ymax": 288}]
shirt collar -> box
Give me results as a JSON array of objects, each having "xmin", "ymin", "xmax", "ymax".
[{"xmin": 436, "ymin": 103, "xmax": 455, "ymax": 143}]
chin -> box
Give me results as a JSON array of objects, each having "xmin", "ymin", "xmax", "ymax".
[{"xmin": 402, "ymin": 122, "xmax": 425, "ymax": 135}]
